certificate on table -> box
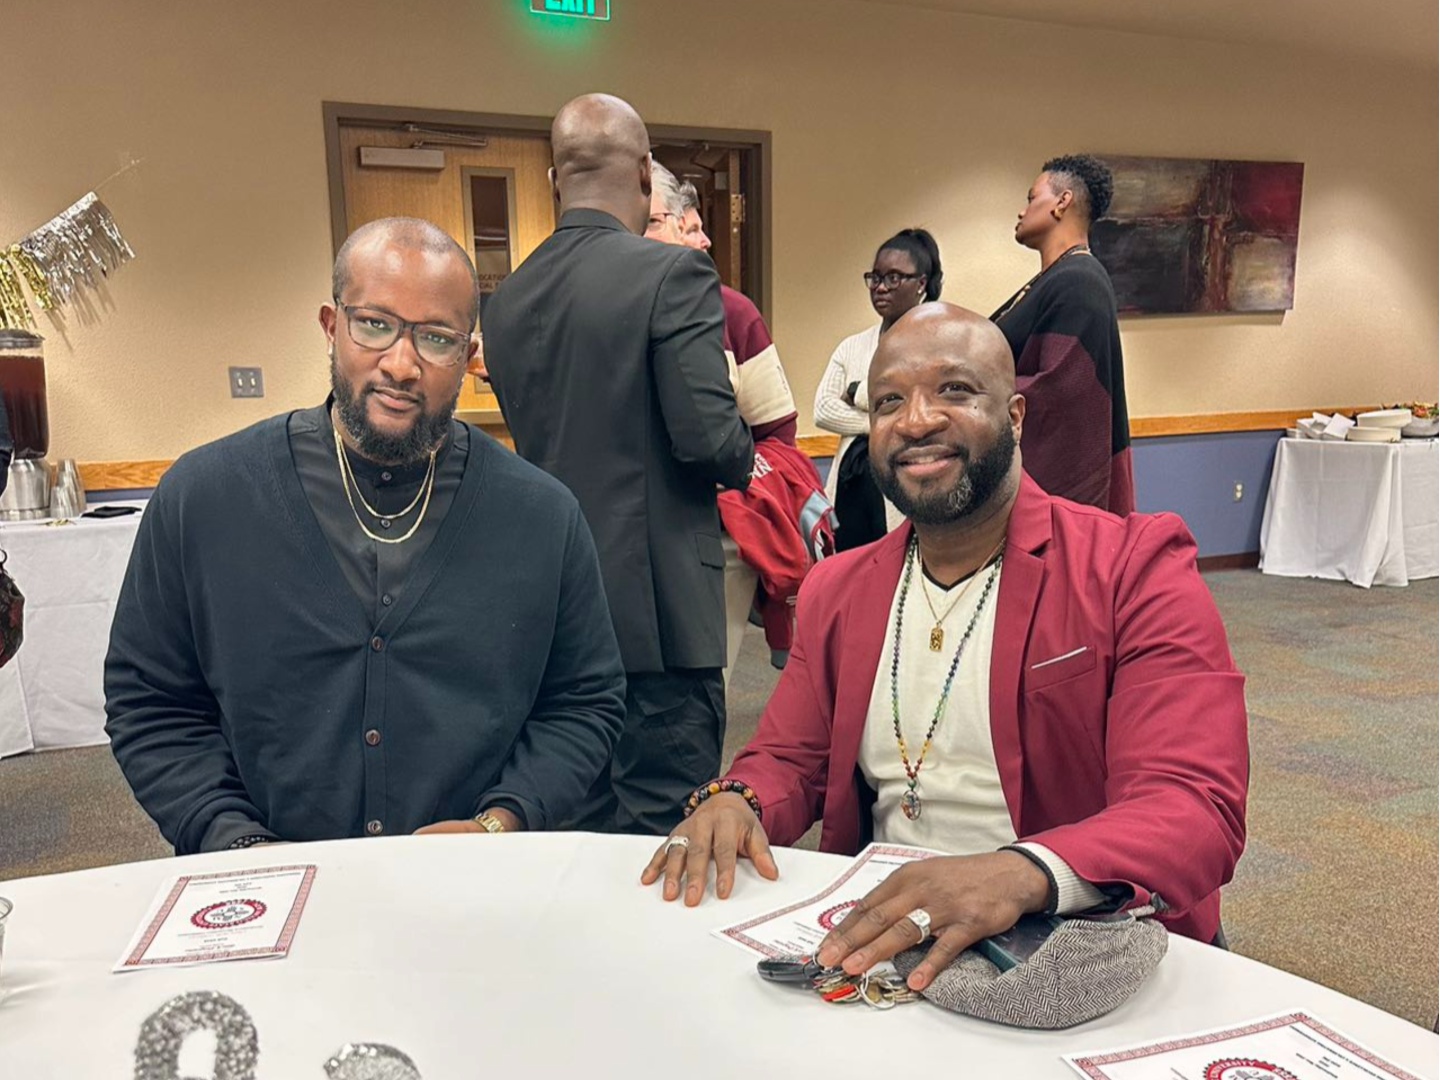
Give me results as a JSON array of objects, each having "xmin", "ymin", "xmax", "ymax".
[
  {"xmin": 114, "ymin": 864, "xmax": 317, "ymax": 972},
  {"xmin": 715, "ymin": 843, "xmax": 942, "ymax": 958},
  {"xmin": 1066, "ymin": 1010, "xmax": 1425, "ymax": 1080}
]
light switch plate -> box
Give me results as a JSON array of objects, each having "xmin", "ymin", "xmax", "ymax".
[{"xmin": 230, "ymin": 366, "xmax": 264, "ymax": 398}]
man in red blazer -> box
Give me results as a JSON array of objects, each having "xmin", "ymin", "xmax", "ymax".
[{"xmin": 642, "ymin": 303, "xmax": 1248, "ymax": 996}]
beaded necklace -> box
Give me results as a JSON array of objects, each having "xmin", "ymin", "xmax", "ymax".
[{"xmin": 890, "ymin": 533, "xmax": 1004, "ymax": 822}]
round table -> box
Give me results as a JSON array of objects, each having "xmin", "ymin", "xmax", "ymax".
[{"xmin": 0, "ymin": 834, "xmax": 1434, "ymax": 1076}]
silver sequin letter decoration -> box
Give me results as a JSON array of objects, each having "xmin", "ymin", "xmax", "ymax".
[
  {"xmin": 324, "ymin": 1044, "xmax": 423, "ymax": 1080},
  {"xmin": 134, "ymin": 991, "xmax": 260, "ymax": 1080}
]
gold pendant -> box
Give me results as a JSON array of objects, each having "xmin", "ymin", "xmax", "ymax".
[{"xmin": 929, "ymin": 626, "xmax": 944, "ymax": 652}]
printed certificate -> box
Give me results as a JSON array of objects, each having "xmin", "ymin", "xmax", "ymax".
[
  {"xmin": 1066, "ymin": 1010, "xmax": 1425, "ymax": 1080},
  {"xmin": 714, "ymin": 843, "xmax": 943, "ymax": 958},
  {"xmin": 115, "ymin": 864, "xmax": 316, "ymax": 972}
]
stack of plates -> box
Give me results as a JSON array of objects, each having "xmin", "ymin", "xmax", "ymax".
[
  {"xmin": 1347, "ymin": 409, "xmax": 1409, "ymax": 443},
  {"xmin": 1356, "ymin": 408, "xmax": 1412, "ymax": 429},
  {"xmin": 1347, "ymin": 426, "xmax": 1401, "ymax": 443}
]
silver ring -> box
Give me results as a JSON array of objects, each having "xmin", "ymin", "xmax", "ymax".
[
  {"xmin": 664, "ymin": 835, "xmax": 691, "ymax": 855},
  {"xmin": 905, "ymin": 908, "xmax": 932, "ymax": 943}
]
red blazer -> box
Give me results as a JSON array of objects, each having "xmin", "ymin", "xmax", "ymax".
[{"xmin": 728, "ymin": 473, "xmax": 1248, "ymax": 942}]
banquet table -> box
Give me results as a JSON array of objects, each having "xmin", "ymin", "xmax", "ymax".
[
  {"xmin": 0, "ymin": 502, "xmax": 146, "ymax": 758},
  {"xmin": 1260, "ymin": 438, "xmax": 1438, "ymax": 587},
  {"xmin": 0, "ymin": 834, "xmax": 1434, "ymax": 1077}
]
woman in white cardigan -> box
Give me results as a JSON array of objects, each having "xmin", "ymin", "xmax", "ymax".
[{"xmin": 814, "ymin": 228, "xmax": 944, "ymax": 549}]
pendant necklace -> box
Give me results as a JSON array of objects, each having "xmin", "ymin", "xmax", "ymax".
[
  {"xmin": 891, "ymin": 533, "xmax": 1004, "ymax": 821},
  {"xmin": 992, "ymin": 244, "xmax": 1092, "ymax": 323},
  {"xmin": 915, "ymin": 534, "xmax": 1006, "ymax": 652}
]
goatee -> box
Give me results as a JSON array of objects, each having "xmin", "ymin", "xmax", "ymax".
[
  {"xmin": 873, "ymin": 423, "xmax": 1016, "ymax": 526},
  {"xmin": 330, "ymin": 354, "xmax": 457, "ymax": 465}
]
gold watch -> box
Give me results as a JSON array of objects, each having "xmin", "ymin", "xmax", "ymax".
[{"xmin": 473, "ymin": 811, "xmax": 508, "ymax": 834}]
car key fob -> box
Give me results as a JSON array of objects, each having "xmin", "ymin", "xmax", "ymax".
[{"xmin": 757, "ymin": 955, "xmax": 832, "ymax": 984}]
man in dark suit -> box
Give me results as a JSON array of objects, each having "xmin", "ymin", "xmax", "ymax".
[{"xmin": 483, "ymin": 93, "xmax": 754, "ymax": 835}]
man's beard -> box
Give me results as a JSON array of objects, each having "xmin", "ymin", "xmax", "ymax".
[
  {"xmin": 873, "ymin": 422, "xmax": 1016, "ymax": 526},
  {"xmin": 330, "ymin": 354, "xmax": 458, "ymax": 465}
]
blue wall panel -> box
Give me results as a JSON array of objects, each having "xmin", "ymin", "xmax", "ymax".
[{"xmin": 1133, "ymin": 431, "xmax": 1283, "ymax": 557}]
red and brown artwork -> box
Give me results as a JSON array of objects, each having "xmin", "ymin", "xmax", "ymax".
[{"xmin": 1091, "ymin": 156, "xmax": 1304, "ymax": 314}]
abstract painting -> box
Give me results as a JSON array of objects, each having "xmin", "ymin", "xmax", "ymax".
[{"xmin": 1089, "ymin": 156, "xmax": 1304, "ymax": 314}]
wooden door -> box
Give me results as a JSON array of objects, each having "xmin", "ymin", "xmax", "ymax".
[{"xmin": 337, "ymin": 125, "xmax": 556, "ymax": 422}]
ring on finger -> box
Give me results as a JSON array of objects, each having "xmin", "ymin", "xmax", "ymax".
[
  {"xmin": 664, "ymin": 835, "xmax": 691, "ymax": 855},
  {"xmin": 904, "ymin": 908, "xmax": 932, "ymax": 944}
]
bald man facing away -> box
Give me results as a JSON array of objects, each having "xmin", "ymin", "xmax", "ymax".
[
  {"xmin": 483, "ymin": 94, "xmax": 753, "ymax": 835},
  {"xmin": 642, "ymin": 302, "xmax": 1249, "ymax": 975},
  {"xmin": 106, "ymin": 218, "xmax": 626, "ymax": 853}
]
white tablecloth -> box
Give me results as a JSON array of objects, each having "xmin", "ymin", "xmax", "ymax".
[
  {"xmin": 1260, "ymin": 438, "xmax": 1438, "ymax": 587},
  {"xmin": 0, "ymin": 502, "xmax": 145, "ymax": 758},
  {"xmin": 0, "ymin": 835, "xmax": 1434, "ymax": 1076}
]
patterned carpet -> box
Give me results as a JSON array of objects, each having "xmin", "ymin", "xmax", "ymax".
[{"xmin": 0, "ymin": 570, "xmax": 1434, "ymax": 1025}]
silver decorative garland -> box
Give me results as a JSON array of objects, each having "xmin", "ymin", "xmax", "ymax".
[
  {"xmin": 133, "ymin": 992, "xmax": 422, "ymax": 1079},
  {"xmin": 16, "ymin": 192, "xmax": 135, "ymax": 310}
]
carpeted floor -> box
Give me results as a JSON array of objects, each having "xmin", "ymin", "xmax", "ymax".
[{"xmin": 0, "ymin": 570, "xmax": 1435, "ymax": 1025}]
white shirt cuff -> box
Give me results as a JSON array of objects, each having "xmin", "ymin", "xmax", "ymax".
[{"xmin": 1012, "ymin": 841, "xmax": 1108, "ymax": 914}]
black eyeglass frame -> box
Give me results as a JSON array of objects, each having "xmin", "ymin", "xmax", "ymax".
[
  {"xmin": 863, "ymin": 271, "xmax": 924, "ymax": 291},
  {"xmin": 333, "ymin": 300, "xmax": 474, "ymax": 368}
]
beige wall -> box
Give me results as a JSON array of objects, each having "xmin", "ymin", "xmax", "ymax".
[{"xmin": 1, "ymin": 0, "xmax": 1434, "ymax": 462}]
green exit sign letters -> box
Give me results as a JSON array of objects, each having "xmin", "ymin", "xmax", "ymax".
[{"xmin": 530, "ymin": 0, "xmax": 610, "ymax": 19}]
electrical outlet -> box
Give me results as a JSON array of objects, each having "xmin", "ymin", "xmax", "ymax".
[
  {"xmin": 1233, "ymin": 482, "xmax": 1244, "ymax": 502},
  {"xmin": 229, "ymin": 366, "xmax": 264, "ymax": 398}
]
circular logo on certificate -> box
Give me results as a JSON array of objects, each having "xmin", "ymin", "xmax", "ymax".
[
  {"xmin": 1204, "ymin": 1060, "xmax": 1299, "ymax": 1080},
  {"xmin": 817, "ymin": 901, "xmax": 858, "ymax": 931},
  {"xmin": 190, "ymin": 899, "xmax": 267, "ymax": 929}
]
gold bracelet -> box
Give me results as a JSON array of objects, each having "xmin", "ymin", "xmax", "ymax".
[{"xmin": 473, "ymin": 811, "xmax": 507, "ymax": 834}]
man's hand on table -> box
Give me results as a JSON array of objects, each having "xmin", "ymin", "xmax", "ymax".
[
  {"xmin": 414, "ymin": 807, "xmax": 524, "ymax": 835},
  {"xmin": 640, "ymin": 793, "xmax": 779, "ymax": 905},
  {"xmin": 815, "ymin": 850, "xmax": 1051, "ymax": 992}
]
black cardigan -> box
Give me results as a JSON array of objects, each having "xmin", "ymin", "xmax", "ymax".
[{"xmin": 104, "ymin": 414, "xmax": 626, "ymax": 853}]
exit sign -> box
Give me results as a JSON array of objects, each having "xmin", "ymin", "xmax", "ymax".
[{"xmin": 530, "ymin": 0, "xmax": 610, "ymax": 19}]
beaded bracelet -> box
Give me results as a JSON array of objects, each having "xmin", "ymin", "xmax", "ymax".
[
  {"xmin": 227, "ymin": 834, "xmax": 275, "ymax": 850},
  {"xmin": 683, "ymin": 778, "xmax": 763, "ymax": 820}
]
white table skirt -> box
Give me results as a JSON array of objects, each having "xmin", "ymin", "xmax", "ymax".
[
  {"xmin": 1260, "ymin": 438, "xmax": 1438, "ymax": 587},
  {"xmin": 0, "ymin": 502, "xmax": 145, "ymax": 758},
  {"xmin": 0, "ymin": 835, "xmax": 1434, "ymax": 1077}
]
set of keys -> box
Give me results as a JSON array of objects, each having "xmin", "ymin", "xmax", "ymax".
[{"xmin": 756, "ymin": 955, "xmax": 921, "ymax": 1010}]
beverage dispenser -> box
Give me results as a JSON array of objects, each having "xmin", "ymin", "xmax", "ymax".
[{"xmin": 0, "ymin": 330, "xmax": 51, "ymax": 520}]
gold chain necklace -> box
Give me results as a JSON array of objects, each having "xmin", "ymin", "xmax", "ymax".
[
  {"xmin": 915, "ymin": 535, "xmax": 1006, "ymax": 651},
  {"xmin": 992, "ymin": 244, "xmax": 1091, "ymax": 323},
  {"xmin": 332, "ymin": 423, "xmax": 437, "ymax": 545},
  {"xmin": 336, "ymin": 437, "xmax": 432, "ymax": 520}
]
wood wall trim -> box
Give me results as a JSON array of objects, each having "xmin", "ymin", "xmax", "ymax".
[
  {"xmin": 796, "ymin": 433, "xmax": 841, "ymax": 459},
  {"xmin": 74, "ymin": 406, "xmax": 1379, "ymax": 492},
  {"xmin": 79, "ymin": 460, "xmax": 173, "ymax": 492},
  {"xmin": 1128, "ymin": 407, "xmax": 1374, "ymax": 439}
]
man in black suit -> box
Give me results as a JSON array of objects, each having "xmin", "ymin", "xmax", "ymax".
[{"xmin": 483, "ymin": 93, "xmax": 754, "ymax": 835}]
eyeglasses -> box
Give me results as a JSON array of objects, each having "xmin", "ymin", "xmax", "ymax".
[
  {"xmin": 335, "ymin": 302, "xmax": 471, "ymax": 367},
  {"xmin": 864, "ymin": 271, "xmax": 922, "ymax": 291},
  {"xmin": 647, "ymin": 211, "xmax": 676, "ymax": 230}
]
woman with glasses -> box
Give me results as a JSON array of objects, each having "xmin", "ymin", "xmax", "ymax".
[{"xmin": 814, "ymin": 228, "xmax": 943, "ymax": 551}]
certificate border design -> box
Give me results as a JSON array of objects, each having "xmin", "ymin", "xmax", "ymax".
[
  {"xmin": 120, "ymin": 864, "xmax": 317, "ymax": 969},
  {"xmin": 1068, "ymin": 1011, "xmax": 1425, "ymax": 1080},
  {"xmin": 720, "ymin": 844, "xmax": 937, "ymax": 957}
]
